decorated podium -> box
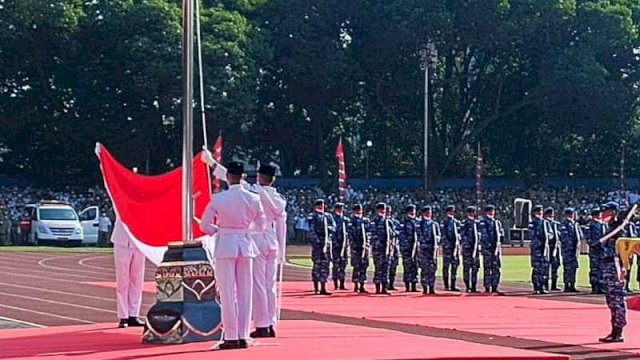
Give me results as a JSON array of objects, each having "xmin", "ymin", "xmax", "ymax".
[
  {"xmin": 142, "ymin": 241, "xmax": 222, "ymax": 343},
  {"xmin": 617, "ymin": 237, "xmax": 640, "ymax": 311}
]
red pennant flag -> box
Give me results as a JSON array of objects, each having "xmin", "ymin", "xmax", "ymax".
[
  {"xmin": 476, "ymin": 142, "xmax": 483, "ymax": 209},
  {"xmin": 335, "ymin": 137, "xmax": 347, "ymax": 201},
  {"xmin": 212, "ymin": 135, "xmax": 223, "ymax": 193}
]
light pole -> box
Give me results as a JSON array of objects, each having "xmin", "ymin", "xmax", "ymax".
[
  {"xmin": 420, "ymin": 41, "xmax": 437, "ymax": 195},
  {"xmin": 365, "ymin": 140, "xmax": 373, "ymax": 181}
]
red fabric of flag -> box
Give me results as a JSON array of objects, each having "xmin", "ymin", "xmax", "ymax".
[
  {"xmin": 335, "ymin": 137, "xmax": 347, "ymax": 201},
  {"xmin": 212, "ymin": 135, "xmax": 223, "ymax": 193}
]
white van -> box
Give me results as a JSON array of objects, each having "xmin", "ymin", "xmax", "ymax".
[{"xmin": 25, "ymin": 201, "xmax": 98, "ymax": 246}]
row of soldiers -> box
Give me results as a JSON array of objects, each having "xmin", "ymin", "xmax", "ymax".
[{"xmin": 306, "ymin": 199, "xmax": 505, "ymax": 295}]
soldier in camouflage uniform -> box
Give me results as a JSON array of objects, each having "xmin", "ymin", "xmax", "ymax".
[
  {"xmin": 331, "ymin": 203, "xmax": 350, "ymax": 290},
  {"xmin": 596, "ymin": 202, "xmax": 627, "ymax": 343},
  {"xmin": 529, "ymin": 205, "xmax": 550, "ymax": 294},
  {"xmin": 587, "ymin": 208, "xmax": 605, "ymax": 294},
  {"xmin": 544, "ymin": 208, "xmax": 562, "ymax": 291},
  {"xmin": 480, "ymin": 205, "xmax": 504, "ymax": 294},
  {"xmin": 349, "ymin": 204, "xmax": 370, "ymax": 294},
  {"xmin": 400, "ymin": 205, "xmax": 419, "ymax": 292},
  {"xmin": 418, "ymin": 206, "xmax": 440, "ymax": 295},
  {"xmin": 386, "ymin": 205, "xmax": 401, "ymax": 291},
  {"xmin": 441, "ymin": 205, "xmax": 461, "ymax": 291},
  {"xmin": 306, "ymin": 199, "xmax": 335, "ymax": 295},
  {"xmin": 461, "ymin": 206, "xmax": 481, "ymax": 293},
  {"xmin": 560, "ymin": 208, "xmax": 582, "ymax": 292},
  {"xmin": 371, "ymin": 203, "xmax": 394, "ymax": 295}
]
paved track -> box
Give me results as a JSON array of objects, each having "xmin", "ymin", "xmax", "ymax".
[{"xmin": 0, "ymin": 250, "xmax": 635, "ymax": 359}]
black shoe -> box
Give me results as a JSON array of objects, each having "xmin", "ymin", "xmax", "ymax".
[
  {"xmin": 333, "ymin": 280, "xmax": 339, "ymax": 290},
  {"xmin": 411, "ymin": 282, "xmax": 418, "ymax": 292},
  {"xmin": 354, "ymin": 283, "xmax": 359, "ymax": 293},
  {"xmin": 375, "ymin": 283, "xmax": 381, "ymax": 294},
  {"xmin": 339, "ymin": 280, "xmax": 347, "ymax": 290},
  {"xmin": 218, "ymin": 340, "xmax": 242, "ymax": 350},
  {"xmin": 238, "ymin": 339, "xmax": 249, "ymax": 348},
  {"xmin": 485, "ymin": 287, "xmax": 491, "ymax": 293},
  {"xmin": 359, "ymin": 283, "xmax": 368, "ymax": 293},
  {"xmin": 423, "ymin": 288, "xmax": 428, "ymax": 295},
  {"xmin": 450, "ymin": 287, "xmax": 461, "ymax": 292},
  {"xmin": 539, "ymin": 289, "xmax": 548, "ymax": 294},
  {"xmin": 118, "ymin": 319, "xmax": 128, "ymax": 328},
  {"xmin": 381, "ymin": 288, "xmax": 391, "ymax": 295},
  {"xmin": 388, "ymin": 285, "xmax": 397, "ymax": 291},
  {"xmin": 599, "ymin": 328, "xmax": 624, "ymax": 343},
  {"xmin": 313, "ymin": 281, "xmax": 319, "ymax": 294},
  {"xmin": 405, "ymin": 282, "xmax": 411, "ymax": 292},
  {"xmin": 250, "ymin": 327, "xmax": 271, "ymax": 338},
  {"xmin": 471, "ymin": 288, "xmax": 478, "ymax": 293},
  {"xmin": 428, "ymin": 287, "xmax": 436, "ymax": 295},
  {"xmin": 269, "ymin": 325, "xmax": 276, "ymax": 337},
  {"xmin": 127, "ymin": 317, "xmax": 145, "ymax": 327},
  {"xmin": 320, "ymin": 283, "xmax": 331, "ymax": 295}
]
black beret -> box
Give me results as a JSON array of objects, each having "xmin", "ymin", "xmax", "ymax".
[
  {"xmin": 226, "ymin": 161, "xmax": 244, "ymax": 175},
  {"xmin": 334, "ymin": 202, "xmax": 345, "ymax": 209},
  {"xmin": 466, "ymin": 206, "xmax": 476, "ymax": 213},
  {"xmin": 564, "ymin": 208, "xmax": 575, "ymax": 215},
  {"xmin": 590, "ymin": 207, "xmax": 601, "ymax": 216},
  {"xmin": 352, "ymin": 204, "xmax": 363, "ymax": 211},
  {"xmin": 446, "ymin": 205, "xmax": 455, "ymax": 212},
  {"xmin": 544, "ymin": 207, "xmax": 554, "ymax": 215},
  {"xmin": 484, "ymin": 205, "xmax": 495, "ymax": 212},
  {"xmin": 603, "ymin": 202, "xmax": 619, "ymax": 212},
  {"xmin": 422, "ymin": 206, "xmax": 432, "ymax": 213},
  {"xmin": 314, "ymin": 199, "xmax": 325, "ymax": 206},
  {"xmin": 258, "ymin": 164, "xmax": 277, "ymax": 177},
  {"xmin": 405, "ymin": 204, "xmax": 417, "ymax": 213},
  {"xmin": 375, "ymin": 202, "xmax": 387, "ymax": 210},
  {"xmin": 532, "ymin": 205, "xmax": 543, "ymax": 213}
]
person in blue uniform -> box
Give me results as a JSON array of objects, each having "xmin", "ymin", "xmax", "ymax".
[
  {"xmin": 331, "ymin": 203, "xmax": 350, "ymax": 290},
  {"xmin": 441, "ymin": 205, "xmax": 461, "ymax": 291},
  {"xmin": 587, "ymin": 208, "xmax": 605, "ymax": 294},
  {"xmin": 306, "ymin": 199, "xmax": 335, "ymax": 295},
  {"xmin": 529, "ymin": 205, "xmax": 550, "ymax": 294},
  {"xmin": 400, "ymin": 205, "xmax": 419, "ymax": 292},
  {"xmin": 461, "ymin": 206, "xmax": 481, "ymax": 293},
  {"xmin": 560, "ymin": 208, "xmax": 582, "ymax": 293},
  {"xmin": 480, "ymin": 205, "xmax": 504, "ymax": 294},
  {"xmin": 371, "ymin": 203, "xmax": 393, "ymax": 295},
  {"xmin": 418, "ymin": 206, "xmax": 440, "ymax": 295},
  {"xmin": 349, "ymin": 204, "xmax": 370, "ymax": 293}
]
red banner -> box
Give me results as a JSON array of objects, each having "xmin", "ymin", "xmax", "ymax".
[
  {"xmin": 212, "ymin": 135, "xmax": 223, "ymax": 193},
  {"xmin": 336, "ymin": 137, "xmax": 347, "ymax": 201}
]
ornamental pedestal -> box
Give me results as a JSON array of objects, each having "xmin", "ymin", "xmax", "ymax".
[{"xmin": 142, "ymin": 241, "xmax": 222, "ymax": 344}]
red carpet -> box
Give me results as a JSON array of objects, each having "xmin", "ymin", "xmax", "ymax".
[
  {"xmin": 0, "ymin": 320, "xmax": 566, "ymax": 360},
  {"xmin": 86, "ymin": 281, "xmax": 157, "ymax": 293},
  {"xmin": 281, "ymin": 282, "xmax": 640, "ymax": 356}
]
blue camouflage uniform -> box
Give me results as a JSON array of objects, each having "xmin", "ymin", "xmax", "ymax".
[
  {"xmin": 418, "ymin": 207, "xmax": 439, "ymax": 294},
  {"xmin": 587, "ymin": 208, "xmax": 604, "ymax": 293},
  {"xmin": 399, "ymin": 205, "xmax": 419, "ymax": 291},
  {"xmin": 349, "ymin": 204, "xmax": 370, "ymax": 293},
  {"xmin": 460, "ymin": 206, "xmax": 481, "ymax": 292},
  {"xmin": 306, "ymin": 201, "xmax": 335, "ymax": 293},
  {"xmin": 560, "ymin": 208, "xmax": 582, "ymax": 292},
  {"xmin": 386, "ymin": 207, "xmax": 401, "ymax": 290},
  {"xmin": 331, "ymin": 204, "xmax": 351, "ymax": 290},
  {"xmin": 371, "ymin": 203, "xmax": 395, "ymax": 293},
  {"xmin": 595, "ymin": 202, "xmax": 627, "ymax": 342},
  {"xmin": 441, "ymin": 206, "xmax": 461, "ymax": 291},
  {"xmin": 480, "ymin": 208, "xmax": 504, "ymax": 293},
  {"xmin": 529, "ymin": 206, "xmax": 550, "ymax": 294}
]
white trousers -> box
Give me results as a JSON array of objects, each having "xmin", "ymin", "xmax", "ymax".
[
  {"xmin": 113, "ymin": 245, "xmax": 145, "ymax": 319},
  {"xmin": 253, "ymin": 249, "xmax": 278, "ymax": 328},
  {"xmin": 215, "ymin": 256, "xmax": 253, "ymax": 341}
]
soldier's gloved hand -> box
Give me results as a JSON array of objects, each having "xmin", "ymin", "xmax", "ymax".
[{"xmin": 200, "ymin": 147, "xmax": 216, "ymax": 167}]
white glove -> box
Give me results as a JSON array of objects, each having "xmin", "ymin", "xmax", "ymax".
[{"xmin": 200, "ymin": 147, "xmax": 216, "ymax": 167}]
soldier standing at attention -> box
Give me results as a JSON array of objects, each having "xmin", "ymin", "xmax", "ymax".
[
  {"xmin": 418, "ymin": 206, "xmax": 439, "ymax": 295},
  {"xmin": 400, "ymin": 204, "xmax": 419, "ymax": 292},
  {"xmin": 386, "ymin": 205, "xmax": 401, "ymax": 291},
  {"xmin": 560, "ymin": 208, "xmax": 582, "ymax": 293},
  {"xmin": 461, "ymin": 206, "xmax": 481, "ymax": 293},
  {"xmin": 587, "ymin": 208, "xmax": 605, "ymax": 294},
  {"xmin": 349, "ymin": 204, "xmax": 370, "ymax": 293},
  {"xmin": 596, "ymin": 202, "xmax": 628, "ymax": 343},
  {"xmin": 371, "ymin": 202, "xmax": 392, "ymax": 295},
  {"xmin": 530, "ymin": 205, "xmax": 549, "ymax": 294},
  {"xmin": 331, "ymin": 203, "xmax": 350, "ymax": 291},
  {"xmin": 480, "ymin": 205, "xmax": 505, "ymax": 294},
  {"xmin": 441, "ymin": 205, "xmax": 461, "ymax": 291},
  {"xmin": 544, "ymin": 208, "xmax": 562, "ymax": 291},
  {"xmin": 307, "ymin": 199, "xmax": 334, "ymax": 295}
]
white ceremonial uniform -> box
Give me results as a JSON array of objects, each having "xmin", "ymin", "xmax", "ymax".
[
  {"xmin": 111, "ymin": 219, "xmax": 145, "ymax": 320},
  {"xmin": 252, "ymin": 185, "xmax": 287, "ymax": 329},
  {"xmin": 200, "ymin": 184, "xmax": 266, "ymax": 341}
]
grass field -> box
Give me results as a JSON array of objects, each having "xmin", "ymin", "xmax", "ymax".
[{"xmin": 288, "ymin": 254, "xmax": 640, "ymax": 291}]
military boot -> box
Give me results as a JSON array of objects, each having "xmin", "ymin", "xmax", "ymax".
[
  {"xmin": 313, "ymin": 281, "xmax": 319, "ymax": 295},
  {"xmin": 375, "ymin": 283, "xmax": 381, "ymax": 294},
  {"xmin": 405, "ymin": 282, "xmax": 411, "ymax": 292},
  {"xmin": 464, "ymin": 280, "xmax": 471, "ymax": 293},
  {"xmin": 551, "ymin": 278, "xmax": 560, "ymax": 291},
  {"xmin": 353, "ymin": 283, "xmax": 359, "ymax": 293},
  {"xmin": 599, "ymin": 327, "xmax": 624, "ymax": 343},
  {"xmin": 319, "ymin": 282, "xmax": 331, "ymax": 295},
  {"xmin": 333, "ymin": 279, "xmax": 339, "ymax": 290},
  {"xmin": 411, "ymin": 282, "xmax": 418, "ymax": 292},
  {"xmin": 359, "ymin": 283, "xmax": 369, "ymax": 294},
  {"xmin": 339, "ymin": 279, "xmax": 347, "ymax": 290}
]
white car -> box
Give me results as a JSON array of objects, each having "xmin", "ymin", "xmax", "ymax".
[{"xmin": 25, "ymin": 201, "xmax": 98, "ymax": 246}]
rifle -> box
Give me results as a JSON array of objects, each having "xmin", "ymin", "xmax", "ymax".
[
  {"xmin": 323, "ymin": 215, "xmax": 332, "ymax": 259},
  {"xmin": 432, "ymin": 221, "xmax": 441, "ymax": 261},
  {"xmin": 411, "ymin": 220, "xmax": 418, "ymax": 259},
  {"xmin": 340, "ymin": 219, "xmax": 348, "ymax": 258},
  {"xmin": 452, "ymin": 219, "xmax": 461, "ymax": 258},
  {"xmin": 361, "ymin": 222, "xmax": 369, "ymax": 260},
  {"xmin": 542, "ymin": 219, "xmax": 550, "ymax": 260},
  {"xmin": 472, "ymin": 221, "xmax": 479, "ymax": 259},
  {"xmin": 551, "ymin": 221, "xmax": 561, "ymax": 258},
  {"xmin": 494, "ymin": 220, "xmax": 502, "ymax": 257},
  {"xmin": 574, "ymin": 221, "xmax": 582, "ymax": 260},
  {"xmin": 385, "ymin": 218, "xmax": 392, "ymax": 258}
]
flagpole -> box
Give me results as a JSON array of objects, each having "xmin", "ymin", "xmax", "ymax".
[{"xmin": 181, "ymin": 0, "xmax": 194, "ymax": 243}]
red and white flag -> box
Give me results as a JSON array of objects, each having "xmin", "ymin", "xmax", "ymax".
[
  {"xmin": 212, "ymin": 135, "xmax": 223, "ymax": 193},
  {"xmin": 335, "ymin": 137, "xmax": 347, "ymax": 201},
  {"xmin": 95, "ymin": 143, "xmax": 212, "ymax": 265}
]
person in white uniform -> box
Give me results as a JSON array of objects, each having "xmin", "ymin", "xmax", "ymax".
[
  {"xmin": 111, "ymin": 218, "xmax": 146, "ymax": 328},
  {"xmin": 200, "ymin": 161, "xmax": 266, "ymax": 350},
  {"xmin": 250, "ymin": 164, "xmax": 287, "ymax": 338}
]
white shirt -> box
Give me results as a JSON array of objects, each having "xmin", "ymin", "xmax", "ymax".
[
  {"xmin": 98, "ymin": 215, "xmax": 112, "ymax": 232},
  {"xmin": 253, "ymin": 185, "xmax": 287, "ymax": 254},
  {"xmin": 200, "ymin": 184, "xmax": 266, "ymax": 258}
]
